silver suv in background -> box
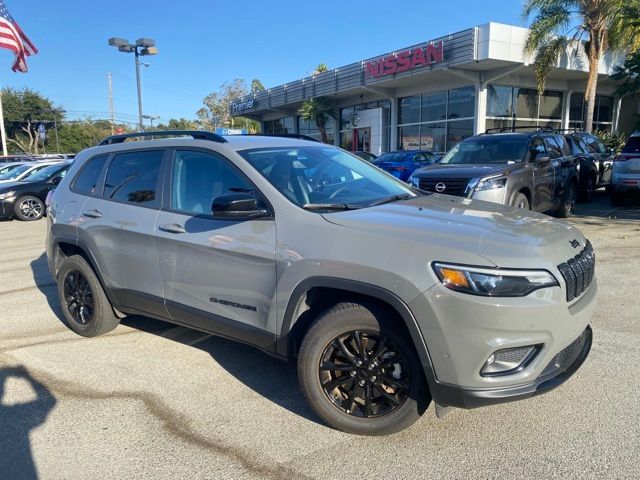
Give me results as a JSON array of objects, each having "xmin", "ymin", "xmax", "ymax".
[
  {"xmin": 610, "ymin": 131, "xmax": 640, "ymax": 205},
  {"xmin": 408, "ymin": 129, "xmax": 579, "ymax": 217},
  {"xmin": 47, "ymin": 131, "xmax": 595, "ymax": 435}
]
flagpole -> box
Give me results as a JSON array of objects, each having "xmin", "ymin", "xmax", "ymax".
[{"xmin": 0, "ymin": 86, "xmax": 7, "ymax": 156}]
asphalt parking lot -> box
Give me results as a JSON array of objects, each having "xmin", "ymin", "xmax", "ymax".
[{"xmin": 1, "ymin": 191, "xmax": 639, "ymax": 480}]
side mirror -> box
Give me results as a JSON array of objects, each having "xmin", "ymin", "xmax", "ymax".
[
  {"xmin": 211, "ymin": 193, "xmax": 269, "ymax": 219},
  {"xmin": 50, "ymin": 175, "xmax": 62, "ymax": 185},
  {"xmin": 534, "ymin": 155, "xmax": 551, "ymax": 165}
]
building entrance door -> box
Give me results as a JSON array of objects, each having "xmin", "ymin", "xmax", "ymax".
[{"xmin": 350, "ymin": 127, "xmax": 371, "ymax": 153}]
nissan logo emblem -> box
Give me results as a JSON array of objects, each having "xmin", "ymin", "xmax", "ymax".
[{"xmin": 435, "ymin": 182, "xmax": 446, "ymax": 193}]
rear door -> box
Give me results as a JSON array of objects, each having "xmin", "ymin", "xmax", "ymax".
[
  {"xmin": 154, "ymin": 148, "xmax": 277, "ymax": 345},
  {"xmin": 530, "ymin": 136, "xmax": 555, "ymax": 212},
  {"xmin": 77, "ymin": 148, "xmax": 168, "ymax": 317},
  {"xmin": 585, "ymin": 134, "xmax": 612, "ymax": 184}
]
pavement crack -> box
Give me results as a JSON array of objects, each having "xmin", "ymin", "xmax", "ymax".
[{"xmin": 0, "ymin": 352, "xmax": 311, "ymax": 480}]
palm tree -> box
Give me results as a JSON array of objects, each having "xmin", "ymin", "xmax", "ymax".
[
  {"xmin": 523, "ymin": 0, "xmax": 639, "ymax": 133},
  {"xmin": 299, "ymin": 96, "xmax": 335, "ymax": 143}
]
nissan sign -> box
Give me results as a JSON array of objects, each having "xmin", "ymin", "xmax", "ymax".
[{"xmin": 365, "ymin": 41, "xmax": 444, "ymax": 78}]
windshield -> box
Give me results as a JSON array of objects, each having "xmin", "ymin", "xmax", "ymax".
[
  {"xmin": 439, "ymin": 138, "xmax": 528, "ymax": 165},
  {"xmin": 21, "ymin": 164, "xmax": 67, "ymax": 182},
  {"xmin": 239, "ymin": 146, "xmax": 416, "ymax": 209},
  {"xmin": 0, "ymin": 164, "xmax": 30, "ymax": 180}
]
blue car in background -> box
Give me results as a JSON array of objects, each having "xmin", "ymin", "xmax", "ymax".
[{"xmin": 374, "ymin": 150, "xmax": 440, "ymax": 182}]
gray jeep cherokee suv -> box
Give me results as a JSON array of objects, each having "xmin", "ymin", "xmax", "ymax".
[{"xmin": 46, "ymin": 131, "xmax": 596, "ymax": 435}]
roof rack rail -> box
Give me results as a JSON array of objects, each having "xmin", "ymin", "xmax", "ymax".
[
  {"xmin": 553, "ymin": 128, "xmax": 586, "ymax": 133},
  {"xmin": 484, "ymin": 126, "xmax": 556, "ymax": 134},
  {"xmin": 236, "ymin": 133, "xmax": 322, "ymax": 143},
  {"xmin": 97, "ymin": 130, "xmax": 227, "ymax": 146}
]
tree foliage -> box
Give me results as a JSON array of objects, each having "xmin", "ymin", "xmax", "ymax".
[
  {"xmin": 314, "ymin": 63, "xmax": 329, "ymax": 74},
  {"xmin": 612, "ymin": 49, "xmax": 640, "ymax": 96},
  {"xmin": 156, "ymin": 118, "xmax": 199, "ymax": 130},
  {"xmin": 522, "ymin": 0, "xmax": 640, "ymax": 133},
  {"xmin": 299, "ymin": 96, "xmax": 335, "ymax": 143},
  {"xmin": 197, "ymin": 78, "xmax": 260, "ymax": 132}
]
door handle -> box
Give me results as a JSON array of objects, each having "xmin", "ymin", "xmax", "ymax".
[
  {"xmin": 158, "ymin": 223, "xmax": 186, "ymax": 234},
  {"xmin": 83, "ymin": 209, "xmax": 102, "ymax": 219}
]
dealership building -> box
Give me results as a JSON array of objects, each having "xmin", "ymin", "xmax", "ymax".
[{"xmin": 230, "ymin": 22, "xmax": 638, "ymax": 155}]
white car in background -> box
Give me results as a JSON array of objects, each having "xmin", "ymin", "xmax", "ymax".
[{"xmin": 0, "ymin": 161, "xmax": 66, "ymax": 184}]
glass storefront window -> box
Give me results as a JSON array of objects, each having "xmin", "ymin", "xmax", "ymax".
[
  {"xmin": 399, "ymin": 96, "xmax": 420, "ymax": 124},
  {"xmin": 399, "ymin": 125, "xmax": 420, "ymax": 150},
  {"xmin": 538, "ymin": 91, "xmax": 562, "ymax": 119},
  {"xmin": 514, "ymin": 88, "xmax": 539, "ymax": 119},
  {"xmin": 447, "ymin": 86, "xmax": 475, "ymax": 120},
  {"xmin": 421, "ymin": 123, "xmax": 447, "ymax": 152},
  {"xmin": 446, "ymin": 120, "xmax": 474, "ymax": 149},
  {"xmin": 282, "ymin": 117, "xmax": 295, "ymax": 133},
  {"xmin": 421, "ymin": 92, "xmax": 447, "ymax": 122},
  {"xmin": 487, "ymin": 85, "xmax": 513, "ymax": 117},
  {"xmin": 568, "ymin": 93, "xmax": 614, "ymax": 131}
]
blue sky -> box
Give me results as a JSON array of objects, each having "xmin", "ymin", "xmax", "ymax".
[{"xmin": 4, "ymin": 0, "xmax": 524, "ymax": 124}]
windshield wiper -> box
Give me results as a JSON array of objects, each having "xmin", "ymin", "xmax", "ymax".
[
  {"xmin": 367, "ymin": 193, "xmax": 414, "ymax": 207},
  {"xmin": 302, "ymin": 203, "xmax": 359, "ymax": 211}
]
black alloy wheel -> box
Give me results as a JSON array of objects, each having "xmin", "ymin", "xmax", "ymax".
[
  {"xmin": 62, "ymin": 270, "xmax": 94, "ymax": 326},
  {"xmin": 319, "ymin": 330, "xmax": 410, "ymax": 418}
]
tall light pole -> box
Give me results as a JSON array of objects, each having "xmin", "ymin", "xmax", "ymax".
[
  {"xmin": 143, "ymin": 115, "xmax": 160, "ymax": 127},
  {"xmin": 108, "ymin": 37, "xmax": 158, "ymax": 131}
]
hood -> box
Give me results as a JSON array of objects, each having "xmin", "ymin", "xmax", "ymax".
[
  {"xmin": 322, "ymin": 195, "xmax": 587, "ymax": 269},
  {"xmin": 412, "ymin": 163, "xmax": 512, "ymax": 178}
]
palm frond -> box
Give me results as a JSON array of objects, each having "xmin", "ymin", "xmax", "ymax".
[{"xmin": 532, "ymin": 36, "xmax": 568, "ymax": 94}]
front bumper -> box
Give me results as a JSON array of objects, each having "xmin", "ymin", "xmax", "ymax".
[
  {"xmin": 432, "ymin": 326, "xmax": 592, "ymax": 408},
  {"xmin": 0, "ymin": 198, "xmax": 15, "ymax": 219},
  {"xmin": 408, "ymin": 274, "xmax": 597, "ymax": 408}
]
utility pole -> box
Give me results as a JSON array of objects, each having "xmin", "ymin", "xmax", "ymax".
[
  {"xmin": 0, "ymin": 89, "xmax": 7, "ymax": 156},
  {"xmin": 108, "ymin": 72, "xmax": 115, "ymax": 134}
]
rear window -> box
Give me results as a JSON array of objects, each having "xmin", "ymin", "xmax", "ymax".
[
  {"xmin": 622, "ymin": 136, "xmax": 640, "ymax": 154},
  {"xmin": 72, "ymin": 155, "xmax": 109, "ymax": 195}
]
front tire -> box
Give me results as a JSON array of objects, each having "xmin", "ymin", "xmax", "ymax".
[
  {"xmin": 511, "ymin": 192, "xmax": 530, "ymax": 210},
  {"xmin": 56, "ymin": 255, "xmax": 120, "ymax": 337},
  {"xmin": 298, "ymin": 302, "xmax": 429, "ymax": 435},
  {"xmin": 14, "ymin": 195, "xmax": 45, "ymax": 221}
]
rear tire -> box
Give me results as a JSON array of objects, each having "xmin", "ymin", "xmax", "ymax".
[
  {"xmin": 511, "ymin": 192, "xmax": 530, "ymax": 210},
  {"xmin": 14, "ymin": 195, "xmax": 45, "ymax": 221},
  {"xmin": 556, "ymin": 182, "xmax": 576, "ymax": 218},
  {"xmin": 56, "ymin": 255, "xmax": 120, "ymax": 337},
  {"xmin": 298, "ymin": 302, "xmax": 429, "ymax": 435}
]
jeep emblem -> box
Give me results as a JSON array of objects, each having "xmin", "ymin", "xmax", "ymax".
[
  {"xmin": 435, "ymin": 182, "xmax": 446, "ymax": 193},
  {"xmin": 569, "ymin": 239, "xmax": 580, "ymax": 249}
]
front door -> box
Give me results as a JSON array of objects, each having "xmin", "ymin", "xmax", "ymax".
[
  {"xmin": 530, "ymin": 136, "xmax": 555, "ymax": 212},
  {"xmin": 154, "ymin": 148, "xmax": 277, "ymax": 344},
  {"xmin": 350, "ymin": 128, "xmax": 371, "ymax": 153}
]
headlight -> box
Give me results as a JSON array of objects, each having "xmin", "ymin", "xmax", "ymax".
[
  {"xmin": 475, "ymin": 176, "xmax": 507, "ymax": 192},
  {"xmin": 0, "ymin": 191, "xmax": 15, "ymax": 200},
  {"xmin": 408, "ymin": 175, "xmax": 420, "ymax": 188},
  {"xmin": 432, "ymin": 262, "xmax": 558, "ymax": 297}
]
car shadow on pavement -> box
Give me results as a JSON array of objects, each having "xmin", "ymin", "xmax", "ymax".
[
  {"xmin": 573, "ymin": 191, "xmax": 640, "ymax": 222},
  {"xmin": 0, "ymin": 365, "xmax": 57, "ymax": 480},
  {"xmin": 29, "ymin": 253, "xmax": 65, "ymax": 323},
  {"xmin": 121, "ymin": 316, "xmax": 322, "ymax": 426}
]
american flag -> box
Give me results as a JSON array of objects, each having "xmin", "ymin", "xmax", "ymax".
[{"xmin": 0, "ymin": 0, "xmax": 37, "ymax": 73}]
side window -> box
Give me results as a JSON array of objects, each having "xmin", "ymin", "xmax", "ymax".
[
  {"xmin": 530, "ymin": 137, "xmax": 546, "ymax": 158},
  {"xmin": 556, "ymin": 135, "xmax": 571, "ymax": 156},
  {"xmin": 594, "ymin": 138, "xmax": 607, "ymax": 154},
  {"xmin": 575, "ymin": 138, "xmax": 589, "ymax": 154},
  {"xmin": 72, "ymin": 155, "xmax": 109, "ymax": 195},
  {"xmin": 584, "ymin": 135, "xmax": 605, "ymax": 154},
  {"xmin": 543, "ymin": 136, "xmax": 562, "ymax": 158},
  {"xmin": 104, "ymin": 150, "xmax": 164, "ymax": 206},
  {"xmin": 171, "ymin": 150, "xmax": 259, "ymax": 215}
]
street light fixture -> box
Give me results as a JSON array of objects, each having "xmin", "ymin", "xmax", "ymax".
[
  {"xmin": 142, "ymin": 115, "xmax": 160, "ymax": 127},
  {"xmin": 108, "ymin": 36, "xmax": 158, "ymax": 131}
]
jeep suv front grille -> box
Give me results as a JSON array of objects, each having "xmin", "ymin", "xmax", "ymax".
[
  {"xmin": 418, "ymin": 177, "xmax": 471, "ymax": 197},
  {"xmin": 557, "ymin": 241, "xmax": 595, "ymax": 302}
]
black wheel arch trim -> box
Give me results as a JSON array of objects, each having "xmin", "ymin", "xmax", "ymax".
[{"xmin": 277, "ymin": 276, "xmax": 435, "ymax": 369}]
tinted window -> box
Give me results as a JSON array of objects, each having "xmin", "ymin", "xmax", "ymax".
[
  {"xmin": 622, "ymin": 136, "xmax": 640, "ymax": 154},
  {"xmin": 544, "ymin": 136, "xmax": 562, "ymax": 158},
  {"xmin": 530, "ymin": 137, "xmax": 546, "ymax": 157},
  {"xmin": 171, "ymin": 150, "xmax": 257, "ymax": 215},
  {"xmin": 570, "ymin": 137, "xmax": 588, "ymax": 155},
  {"xmin": 104, "ymin": 150, "xmax": 163, "ymax": 205},
  {"xmin": 22, "ymin": 164, "xmax": 69, "ymax": 182},
  {"xmin": 72, "ymin": 155, "xmax": 108, "ymax": 195}
]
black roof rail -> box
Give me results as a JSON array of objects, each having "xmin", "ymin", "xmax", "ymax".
[
  {"xmin": 553, "ymin": 128, "xmax": 586, "ymax": 134},
  {"xmin": 484, "ymin": 126, "xmax": 556, "ymax": 134},
  {"xmin": 97, "ymin": 130, "xmax": 227, "ymax": 146}
]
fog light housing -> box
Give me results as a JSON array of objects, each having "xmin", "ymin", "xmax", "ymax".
[{"xmin": 480, "ymin": 345, "xmax": 539, "ymax": 376}]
